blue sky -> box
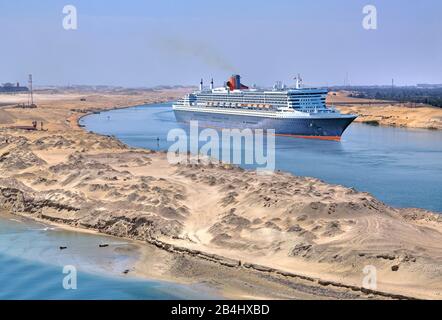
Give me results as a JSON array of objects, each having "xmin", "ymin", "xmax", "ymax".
[{"xmin": 1, "ymin": 0, "xmax": 441, "ymax": 87}]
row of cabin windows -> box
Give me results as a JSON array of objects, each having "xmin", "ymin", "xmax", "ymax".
[
  {"xmin": 198, "ymin": 92, "xmax": 326, "ymax": 96},
  {"xmin": 199, "ymin": 100, "xmax": 287, "ymax": 104},
  {"xmin": 198, "ymin": 95, "xmax": 287, "ymax": 100},
  {"xmin": 199, "ymin": 96, "xmax": 287, "ymax": 99},
  {"xmin": 198, "ymin": 95, "xmax": 323, "ymax": 100}
]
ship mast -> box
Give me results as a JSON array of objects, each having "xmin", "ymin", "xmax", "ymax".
[{"xmin": 294, "ymin": 74, "xmax": 303, "ymax": 89}]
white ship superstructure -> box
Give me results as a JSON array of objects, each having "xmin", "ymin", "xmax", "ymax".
[{"xmin": 173, "ymin": 75, "xmax": 357, "ymax": 140}]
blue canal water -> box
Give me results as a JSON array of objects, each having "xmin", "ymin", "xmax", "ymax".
[
  {"xmin": 81, "ymin": 103, "xmax": 442, "ymax": 213},
  {"xmin": 0, "ymin": 215, "xmax": 216, "ymax": 299}
]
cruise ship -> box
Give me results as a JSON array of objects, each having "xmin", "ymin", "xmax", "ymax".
[{"xmin": 173, "ymin": 75, "xmax": 357, "ymax": 140}]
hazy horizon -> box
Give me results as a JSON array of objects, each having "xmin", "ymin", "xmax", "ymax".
[
  {"xmin": 2, "ymin": 0, "xmax": 441, "ymax": 88},
  {"xmin": 23, "ymin": 83, "xmax": 442, "ymax": 90}
]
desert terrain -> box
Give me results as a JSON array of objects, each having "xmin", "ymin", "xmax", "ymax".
[
  {"xmin": 0, "ymin": 90, "xmax": 441, "ymax": 299},
  {"xmin": 330, "ymin": 91, "xmax": 442, "ymax": 130}
]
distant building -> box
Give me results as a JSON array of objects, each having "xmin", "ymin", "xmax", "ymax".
[
  {"xmin": 0, "ymin": 82, "xmax": 29, "ymax": 93},
  {"xmin": 416, "ymin": 84, "xmax": 442, "ymax": 89}
]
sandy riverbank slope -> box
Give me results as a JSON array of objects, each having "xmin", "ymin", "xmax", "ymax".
[
  {"xmin": 0, "ymin": 90, "xmax": 441, "ymax": 299},
  {"xmin": 0, "ymin": 89, "xmax": 191, "ymax": 130},
  {"xmin": 329, "ymin": 91, "xmax": 442, "ymax": 130}
]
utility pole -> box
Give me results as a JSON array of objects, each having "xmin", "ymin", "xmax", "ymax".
[
  {"xmin": 344, "ymin": 72, "xmax": 350, "ymax": 88},
  {"xmin": 28, "ymin": 74, "xmax": 34, "ymax": 106}
]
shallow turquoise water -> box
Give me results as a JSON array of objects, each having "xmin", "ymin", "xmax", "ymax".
[
  {"xmin": 0, "ymin": 216, "xmax": 215, "ymax": 300},
  {"xmin": 81, "ymin": 103, "xmax": 442, "ymax": 212}
]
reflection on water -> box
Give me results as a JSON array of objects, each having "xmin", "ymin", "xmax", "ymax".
[{"xmin": 81, "ymin": 103, "xmax": 442, "ymax": 212}]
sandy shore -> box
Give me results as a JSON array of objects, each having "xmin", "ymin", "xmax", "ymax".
[
  {"xmin": 1, "ymin": 89, "xmax": 441, "ymax": 299},
  {"xmin": 329, "ymin": 91, "xmax": 442, "ymax": 130}
]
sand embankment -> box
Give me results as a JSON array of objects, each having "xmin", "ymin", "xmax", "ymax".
[
  {"xmin": 0, "ymin": 89, "xmax": 191, "ymax": 131},
  {"xmin": 0, "ymin": 90, "xmax": 441, "ymax": 299},
  {"xmin": 329, "ymin": 91, "xmax": 442, "ymax": 130}
]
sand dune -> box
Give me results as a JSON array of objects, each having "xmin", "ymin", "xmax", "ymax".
[
  {"xmin": 1, "ymin": 130, "xmax": 441, "ymax": 299},
  {"xmin": 330, "ymin": 91, "xmax": 442, "ymax": 130},
  {"xmin": 0, "ymin": 89, "xmax": 441, "ymax": 299}
]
